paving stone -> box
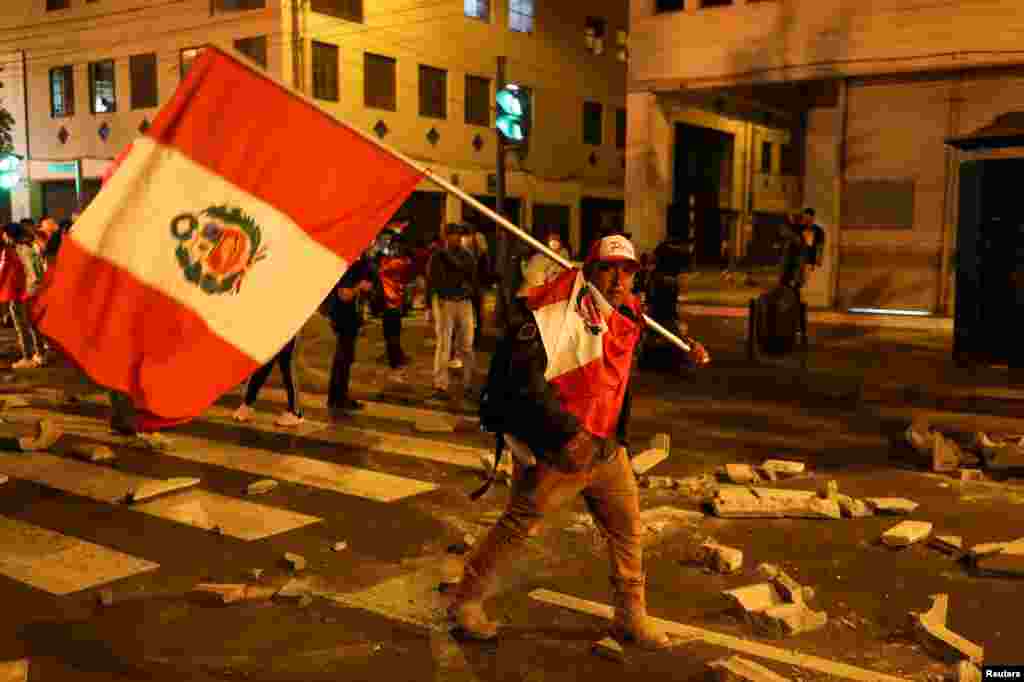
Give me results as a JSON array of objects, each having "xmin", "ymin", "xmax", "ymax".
[
  {"xmin": 910, "ymin": 594, "xmax": 983, "ymax": 664},
  {"xmin": 246, "ymin": 479, "xmax": 278, "ymax": 495},
  {"xmin": 712, "ymin": 487, "xmax": 841, "ymax": 519},
  {"xmin": 975, "ymin": 541, "xmax": 1024, "ymax": 577},
  {"xmin": 283, "ymin": 552, "xmax": 306, "ymax": 572},
  {"xmin": 882, "ymin": 521, "xmax": 933, "ymax": 548},
  {"xmin": 631, "ymin": 448, "xmax": 669, "ymax": 476},
  {"xmin": 723, "ymin": 464, "xmax": 760, "ymax": 484},
  {"xmin": 957, "ymin": 661, "xmax": 981, "ymax": 682},
  {"xmin": 760, "ymin": 460, "xmax": 806, "ymax": 478},
  {"xmin": 69, "ymin": 444, "xmax": 115, "ymax": 463},
  {"xmin": 125, "ymin": 477, "xmax": 200, "ymax": 504},
  {"xmin": 864, "ymin": 498, "xmax": 919, "ymax": 515},
  {"xmin": 592, "ymin": 637, "xmax": 625, "ymax": 663},
  {"xmin": 750, "ymin": 602, "xmax": 828, "ymax": 638},
  {"xmin": 968, "ymin": 538, "xmax": 1024, "ymax": 560},
  {"xmin": 697, "ymin": 543, "xmax": 743, "ymax": 574},
  {"xmin": 932, "ymin": 435, "xmax": 961, "ymax": 473},
  {"xmin": 928, "ymin": 535, "xmax": 964, "ymax": 556},
  {"xmin": 817, "ymin": 479, "xmax": 838, "ymax": 500},
  {"xmin": 192, "ymin": 583, "xmax": 277, "ymax": 605},
  {"xmin": 0, "ymin": 658, "xmax": 28, "ymax": 682},
  {"xmin": 708, "ymin": 655, "xmax": 791, "ymax": 682},
  {"xmin": 723, "ymin": 583, "xmax": 782, "ymax": 614},
  {"xmin": 836, "ymin": 495, "xmax": 873, "ymax": 518}
]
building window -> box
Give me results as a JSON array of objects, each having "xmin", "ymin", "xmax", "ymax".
[
  {"xmin": 234, "ymin": 35, "xmax": 268, "ymax": 69},
  {"xmin": 509, "ymin": 0, "xmax": 533, "ymax": 33},
  {"xmin": 129, "ymin": 53, "xmax": 158, "ymax": 110},
  {"xmin": 364, "ymin": 53, "xmax": 397, "ymax": 111},
  {"xmin": 761, "ymin": 141, "xmax": 773, "ymax": 174},
  {"xmin": 180, "ymin": 47, "xmax": 204, "ymax": 78},
  {"xmin": 464, "ymin": 0, "xmax": 489, "ymax": 21},
  {"xmin": 583, "ymin": 101, "xmax": 603, "ymax": 146},
  {"xmin": 310, "ymin": 0, "xmax": 363, "ymax": 22},
  {"xmin": 217, "ymin": 0, "xmax": 266, "ymax": 8},
  {"xmin": 464, "ymin": 75, "xmax": 490, "ymax": 126},
  {"xmin": 89, "ymin": 59, "xmax": 116, "ymax": 114},
  {"xmin": 46, "ymin": 0, "xmax": 70, "ymax": 10},
  {"xmin": 585, "ymin": 17, "xmax": 606, "ymax": 55},
  {"xmin": 312, "ymin": 41, "xmax": 340, "ymax": 101},
  {"xmin": 49, "ymin": 66, "xmax": 74, "ymax": 118},
  {"xmin": 655, "ymin": 0, "xmax": 684, "ymax": 10},
  {"xmin": 419, "ymin": 65, "xmax": 447, "ymax": 119},
  {"xmin": 615, "ymin": 107, "xmax": 626, "ymax": 149}
]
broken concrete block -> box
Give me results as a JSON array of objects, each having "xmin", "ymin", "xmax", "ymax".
[
  {"xmin": 928, "ymin": 535, "xmax": 964, "ymax": 556},
  {"xmin": 756, "ymin": 563, "xmax": 781, "ymax": 580},
  {"xmin": 675, "ymin": 474, "xmax": 719, "ymax": 501},
  {"xmin": 275, "ymin": 578, "xmax": 309, "ymax": 601},
  {"xmin": 0, "ymin": 658, "xmax": 28, "ymax": 682},
  {"xmin": 158, "ymin": 499, "xmax": 214, "ymax": 531},
  {"xmin": 246, "ymin": 479, "xmax": 278, "ymax": 495},
  {"xmin": 283, "ymin": 552, "xmax": 306, "ymax": 572},
  {"xmin": 2, "ymin": 396, "xmax": 30, "ymax": 410},
  {"xmin": 631, "ymin": 448, "xmax": 669, "ymax": 476},
  {"xmin": 697, "ymin": 543, "xmax": 743, "ymax": 574},
  {"xmin": 817, "ymin": 479, "xmax": 839, "ymax": 500},
  {"xmin": 975, "ymin": 541, "xmax": 1024, "ymax": 577},
  {"xmin": 192, "ymin": 583, "xmax": 277, "ymax": 605},
  {"xmin": 932, "ymin": 435, "xmax": 962, "ymax": 473},
  {"xmin": 723, "ymin": 583, "xmax": 783, "ymax": 614},
  {"xmin": 708, "ymin": 655, "xmax": 790, "ymax": 682},
  {"xmin": 967, "ymin": 538, "xmax": 1024, "ymax": 561},
  {"xmin": 957, "ymin": 661, "xmax": 981, "ymax": 682},
  {"xmin": 414, "ymin": 419, "xmax": 455, "ymax": 433},
  {"xmin": 910, "ymin": 594, "xmax": 984, "ymax": 664},
  {"xmin": 69, "ymin": 443, "xmax": 115, "ymax": 463},
  {"xmin": 332, "ymin": 541, "xmax": 348, "ymax": 552},
  {"xmin": 958, "ymin": 469, "xmax": 986, "ymax": 482},
  {"xmin": 125, "ymin": 477, "xmax": 200, "ymax": 504},
  {"xmin": 836, "ymin": 495, "xmax": 873, "ymax": 518},
  {"xmin": 723, "ymin": 464, "xmax": 760, "ymax": 484},
  {"xmin": 712, "ymin": 487, "xmax": 841, "ymax": 520},
  {"xmin": 982, "ymin": 442, "xmax": 1024, "ymax": 471},
  {"xmin": 750, "ymin": 602, "xmax": 828, "ymax": 638},
  {"xmin": 864, "ymin": 498, "xmax": 919, "ymax": 515},
  {"xmin": 592, "ymin": 637, "xmax": 625, "ymax": 663},
  {"xmin": 760, "ymin": 460, "xmax": 805, "ymax": 478},
  {"xmin": 882, "ymin": 521, "xmax": 933, "ymax": 548},
  {"xmin": 642, "ymin": 475, "xmax": 678, "ymax": 490}
]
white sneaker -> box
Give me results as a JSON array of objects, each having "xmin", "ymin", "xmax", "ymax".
[
  {"xmin": 274, "ymin": 411, "xmax": 304, "ymax": 427},
  {"xmin": 135, "ymin": 432, "xmax": 172, "ymax": 450},
  {"xmin": 31, "ymin": 353, "xmax": 45, "ymax": 367},
  {"xmin": 233, "ymin": 404, "xmax": 254, "ymax": 422}
]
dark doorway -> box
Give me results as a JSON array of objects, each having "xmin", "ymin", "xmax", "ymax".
[
  {"xmin": 954, "ymin": 158, "xmax": 1024, "ymax": 368},
  {"xmin": 673, "ymin": 123, "xmax": 734, "ymax": 267},
  {"xmin": 580, "ymin": 197, "xmax": 625, "ymax": 258},
  {"xmin": 392, "ymin": 190, "xmax": 445, "ymax": 247},
  {"xmin": 461, "ymin": 195, "xmax": 521, "ymax": 260},
  {"xmin": 532, "ymin": 203, "xmax": 570, "ymax": 248}
]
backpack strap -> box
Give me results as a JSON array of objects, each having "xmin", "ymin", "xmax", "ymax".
[{"xmin": 469, "ymin": 431, "xmax": 504, "ymax": 500}]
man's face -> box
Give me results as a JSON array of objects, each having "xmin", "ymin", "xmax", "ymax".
[{"xmin": 590, "ymin": 261, "xmax": 636, "ymax": 308}]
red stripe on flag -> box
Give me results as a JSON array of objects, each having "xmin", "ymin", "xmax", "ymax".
[
  {"xmin": 30, "ymin": 238, "xmax": 259, "ymax": 420},
  {"xmin": 146, "ymin": 48, "xmax": 424, "ymax": 264},
  {"xmin": 525, "ymin": 267, "xmax": 578, "ymax": 310}
]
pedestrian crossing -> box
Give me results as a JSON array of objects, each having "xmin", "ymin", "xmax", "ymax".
[{"xmin": 0, "ymin": 391, "xmax": 491, "ymax": 597}]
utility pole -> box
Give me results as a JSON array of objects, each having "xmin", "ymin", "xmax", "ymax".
[{"xmin": 494, "ymin": 56, "xmax": 509, "ymax": 329}]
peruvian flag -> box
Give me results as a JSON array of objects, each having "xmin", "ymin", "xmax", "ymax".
[
  {"xmin": 524, "ymin": 268, "xmax": 643, "ymax": 438},
  {"xmin": 30, "ymin": 47, "xmax": 424, "ymax": 428}
]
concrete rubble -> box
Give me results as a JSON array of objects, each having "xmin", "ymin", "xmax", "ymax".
[
  {"xmin": 246, "ymin": 479, "xmax": 278, "ymax": 495},
  {"xmin": 817, "ymin": 479, "xmax": 838, "ymax": 500},
  {"xmin": 721, "ymin": 464, "xmax": 760, "ymax": 485},
  {"xmin": 836, "ymin": 494, "xmax": 873, "ymax": 518},
  {"xmin": 928, "ymin": 535, "xmax": 964, "ymax": 556},
  {"xmin": 723, "ymin": 569, "xmax": 826, "ymax": 638},
  {"xmin": 957, "ymin": 661, "xmax": 982, "ymax": 682},
  {"xmin": 591, "ymin": 637, "xmax": 625, "ymax": 662},
  {"xmin": 910, "ymin": 594, "xmax": 984, "ymax": 664},
  {"xmin": 958, "ymin": 469, "xmax": 986, "ymax": 482},
  {"xmin": 283, "ymin": 552, "xmax": 307, "ymax": 572},
  {"xmin": 125, "ymin": 477, "xmax": 201, "ymax": 504},
  {"xmin": 707, "ymin": 655, "xmax": 791, "ymax": 682},
  {"xmin": 192, "ymin": 583, "xmax": 277, "ymax": 605},
  {"xmin": 756, "ymin": 564, "xmax": 815, "ymax": 604},
  {"xmin": 968, "ymin": 538, "xmax": 1024, "ymax": 577},
  {"xmin": 631, "ymin": 448, "xmax": 669, "ymax": 476},
  {"xmin": 759, "ymin": 460, "xmax": 805, "ymax": 479},
  {"xmin": 931, "ymin": 434, "xmax": 962, "ymax": 473},
  {"xmin": 641, "ymin": 506, "xmax": 704, "ymax": 535},
  {"xmin": 864, "ymin": 498, "xmax": 919, "ymax": 515},
  {"xmin": 882, "ymin": 521, "xmax": 933, "ymax": 548},
  {"xmin": 332, "ymin": 541, "xmax": 348, "ymax": 552},
  {"xmin": 694, "ymin": 542, "xmax": 743, "ymax": 574},
  {"xmin": 711, "ymin": 487, "xmax": 841, "ymax": 520},
  {"xmin": 69, "ymin": 443, "xmax": 115, "ymax": 463}
]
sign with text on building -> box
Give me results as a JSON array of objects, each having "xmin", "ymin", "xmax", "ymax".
[{"xmin": 48, "ymin": 162, "xmax": 77, "ymax": 174}]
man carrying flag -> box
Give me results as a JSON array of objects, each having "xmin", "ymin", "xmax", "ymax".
[{"xmin": 447, "ymin": 234, "xmax": 673, "ymax": 649}]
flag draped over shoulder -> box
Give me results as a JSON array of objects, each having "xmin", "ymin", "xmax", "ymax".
[
  {"xmin": 523, "ymin": 268, "xmax": 643, "ymax": 439},
  {"xmin": 30, "ymin": 47, "xmax": 425, "ymax": 428}
]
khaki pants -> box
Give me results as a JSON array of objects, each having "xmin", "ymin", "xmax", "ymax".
[
  {"xmin": 432, "ymin": 296, "xmax": 474, "ymax": 391},
  {"xmin": 455, "ymin": 447, "xmax": 645, "ymax": 601}
]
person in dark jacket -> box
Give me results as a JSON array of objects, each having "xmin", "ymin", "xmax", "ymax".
[
  {"xmin": 325, "ymin": 255, "xmax": 375, "ymax": 419},
  {"xmin": 779, "ymin": 222, "xmax": 815, "ymax": 291},
  {"xmin": 446, "ymin": 234, "xmax": 671, "ymax": 650},
  {"xmin": 426, "ymin": 223, "xmax": 478, "ymax": 399}
]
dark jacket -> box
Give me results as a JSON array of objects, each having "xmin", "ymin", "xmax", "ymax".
[
  {"xmin": 426, "ymin": 247, "xmax": 477, "ymax": 301},
  {"xmin": 325, "ymin": 257, "xmax": 375, "ymax": 334},
  {"xmin": 501, "ymin": 298, "xmax": 633, "ymax": 466}
]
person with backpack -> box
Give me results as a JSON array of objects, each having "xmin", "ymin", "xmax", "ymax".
[{"xmin": 449, "ymin": 234, "xmax": 673, "ymax": 650}]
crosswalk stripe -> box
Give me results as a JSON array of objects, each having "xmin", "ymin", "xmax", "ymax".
[
  {"xmin": 0, "ymin": 453, "xmax": 322, "ymax": 541},
  {"xmin": 0, "ymin": 514, "xmax": 159, "ymax": 595},
  {"xmin": 255, "ymin": 387, "xmax": 477, "ymax": 425}
]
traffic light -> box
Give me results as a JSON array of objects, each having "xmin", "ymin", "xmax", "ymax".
[
  {"xmin": 0, "ymin": 153, "xmax": 21, "ymax": 191},
  {"xmin": 495, "ymin": 83, "xmax": 529, "ymax": 147}
]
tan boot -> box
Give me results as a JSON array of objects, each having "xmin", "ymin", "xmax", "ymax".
[
  {"xmin": 447, "ymin": 565, "xmax": 499, "ymax": 641},
  {"xmin": 609, "ymin": 575, "xmax": 671, "ymax": 649}
]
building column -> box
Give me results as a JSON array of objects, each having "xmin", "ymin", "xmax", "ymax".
[
  {"xmin": 625, "ymin": 92, "xmax": 672, "ymax": 255},
  {"xmin": 801, "ymin": 92, "xmax": 845, "ymax": 309}
]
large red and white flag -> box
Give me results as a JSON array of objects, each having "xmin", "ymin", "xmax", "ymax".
[
  {"xmin": 524, "ymin": 268, "xmax": 643, "ymax": 438},
  {"xmin": 31, "ymin": 47, "xmax": 424, "ymax": 428}
]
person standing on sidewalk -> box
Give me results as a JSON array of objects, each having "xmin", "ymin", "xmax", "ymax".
[
  {"xmin": 232, "ymin": 334, "xmax": 304, "ymax": 427},
  {"xmin": 802, "ymin": 208, "xmax": 826, "ymax": 269},
  {"xmin": 375, "ymin": 231, "xmax": 415, "ymax": 373},
  {"xmin": 426, "ymin": 223, "xmax": 477, "ymax": 400},
  {"xmin": 325, "ymin": 255, "xmax": 375, "ymax": 420},
  {"xmin": 447, "ymin": 234, "xmax": 671, "ymax": 650}
]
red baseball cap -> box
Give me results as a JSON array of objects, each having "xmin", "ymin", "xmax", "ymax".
[{"xmin": 585, "ymin": 234, "xmax": 640, "ymax": 270}]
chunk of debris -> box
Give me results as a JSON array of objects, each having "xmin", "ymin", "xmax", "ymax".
[
  {"xmin": 2, "ymin": 396, "xmax": 30, "ymax": 410},
  {"xmin": 928, "ymin": 535, "xmax": 964, "ymax": 556},
  {"xmin": 932, "ymin": 435, "xmax": 962, "ymax": 473},
  {"xmin": 641, "ymin": 475, "xmax": 678, "ymax": 490},
  {"xmin": 0, "ymin": 658, "xmax": 28, "ymax": 682},
  {"xmin": 760, "ymin": 460, "xmax": 805, "ymax": 478},
  {"xmin": 631, "ymin": 448, "xmax": 669, "ymax": 476},
  {"xmin": 696, "ymin": 543, "xmax": 743, "ymax": 574},
  {"xmin": 414, "ymin": 419, "xmax": 455, "ymax": 433},
  {"xmin": 283, "ymin": 552, "xmax": 306, "ymax": 572},
  {"xmin": 723, "ymin": 583, "xmax": 782, "ymax": 614},
  {"xmin": 722, "ymin": 464, "xmax": 760, "ymax": 485},
  {"xmin": 712, "ymin": 487, "xmax": 841, "ymax": 520},
  {"xmin": 755, "ymin": 565, "xmax": 814, "ymax": 604},
  {"xmin": 817, "ymin": 479, "xmax": 838, "ymax": 500},
  {"xmin": 246, "ymin": 479, "xmax": 278, "ymax": 496},
  {"xmin": 982, "ymin": 442, "xmax": 1024, "ymax": 471},
  {"xmin": 882, "ymin": 521, "xmax": 933, "ymax": 548},
  {"xmin": 155, "ymin": 498, "xmax": 214, "ymax": 531},
  {"xmin": 69, "ymin": 443, "xmax": 115, "ymax": 463},
  {"xmin": 592, "ymin": 637, "xmax": 625, "ymax": 663},
  {"xmin": 97, "ymin": 588, "xmax": 114, "ymax": 607},
  {"xmin": 751, "ymin": 602, "xmax": 828, "ymax": 638},
  {"xmin": 958, "ymin": 469, "xmax": 986, "ymax": 482},
  {"xmin": 641, "ymin": 506, "xmax": 704, "ymax": 535},
  {"xmin": 275, "ymin": 578, "xmax": 310, "ymax": 601},
  {"xmin": 836, "ymin": 495, "xmax": 873, "ymax": 518},
  {"xmin": 864, "ymin": 498, "xmax": 918, "ymax": 515},
  {"xmin": 910, "ymin": 594, "xmax": 984, "ymax": 664},
  {"xmin": 298, "ymin": 594, "xmax": 313, "ymax": 608},
  {"xmin": 957, "ymin": 661, "xmax": 981, "ymax": 682},
  {"xmin": 125, "ymin": 477, "xmax": 201, "ymax": 504},
  {"xmin": 192, "ymin": 583, "xmax": 277, "ymax": 605},
  {"xmin": 675, "ymin": 474, "xmax": 719, "ymax": 502},
  {"xmin": 332, "ymin": 541, "xmax": 348, "ymax": 552},
  {"xmin": 967, "ymin": 538, "xmax": 1024, "ymax": 561},
  {"xmin": 708, "ymin": 655, "xmax": 791, "ymax": 682},
  {"xmin": 972, "ymin": 540, "xmax": 1024, "ymax": 577}
]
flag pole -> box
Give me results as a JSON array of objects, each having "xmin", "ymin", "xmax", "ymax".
[{"xmin": 212, "ymin": 46, "xmax": 693, "ymax": 354}]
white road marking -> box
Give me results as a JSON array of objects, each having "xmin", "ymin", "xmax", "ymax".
[{"xmin": 0, "ymin": 514, "xmax": 159, "ymax": 595}]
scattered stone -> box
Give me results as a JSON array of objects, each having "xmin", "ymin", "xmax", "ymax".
[
  {"xmin": 275, "ymin": 578, "xmax": 309, "ymax": 601},
  {"xmin": 298, "ymin": 594, "xmax": 314, "ymax": 608},
  {"xmin": 817, "ymin": 480, "xmax": 839, "ymax": 500},
  {"xmin": 750, "ymin": 602, "xmax": 828, "ymax": 638},
  {"xmin": 932, "ymin": 435, "xmax": 961, "ymax": 473},
  {"xmin": 928, "ymin": 536, "xmax": 964, "ymax": 556},
  {"xmin": 192, "ymin": 583, "xmax": 277, "ymax": 604},
  {"xmin": 708, "ymin": 655, "xmax": 791, "ymax": 682},
  {"xmin": 332, "ymin": 541, "xmax": 348, "ymax": 552},
  {"xmin": 592, "ymin": 637, "xmax": 625, "ymax": 663},
  {"xmin": 770, "ymin": 570, "xmax": 808, "ymax": 606},
  {"xmin": 632, "ymin": 448, "xmax": 669, "ymax": 476},
  {"xmin": 246, "ymin": 479, "xmax": 278, "ymax": 495},
  {"xmin": 69, "ymin": 443, "xmax": 115, "ymax": 463},
  {"xmin": 675, "ymin": 474, "xmax": 719, "ymax": 501},
  {"xmin": 2, "ymin": 396, "xmax": 30, "ymax": 410},
  {"xmin": 158, "ymin": 499, "xmax": 214, "ymax": 530},
  {"xmin": 958, "ymin": 469, "xmax": 985, "ymax": 482},
  {"xmin": 97, "ymin": 588, "xmax": 113, "ymax": 607},
  {"xmin": 642, "ymin": 475, "xmax": 678, "ymax": 490},
  {"xmin": 0, "ymin": 658, "xmax": 28, "ymax": 682},
  {"xmin": 957, "ymin": 661, "xmax": 981, "ymax": 682},
  {"xmin": 760, "ymin": 460, "xmax": 805, "ymax": 478},
  {"xmin": 910, "ymin": 594, "xmax": 984, "ymax": 664},
  {"xmin": 756, "ymin": 563, "xmax": 780, "ymax": 580},
  {"xmin": 723, "ymin": 464, "xmax": 760, "ymax": 484},
  {"xmin": 696, "ymin": 543, "xmax": 743, "ymax": 574},
  {"xmin": 723, "ymin": 583, "xmax": 782, "ymax": 614},
  {"xmin": 836, "ymin": 495, "xmax": 873, "ymax": 518},
  {"xmin": 974, "ymin": 540, "xmax": 1024, "ymax": 577},
  {"xmin": 125, "ymin": 477, "xmax": 200, "ymax": 504},
  {"xmin": 967, "ymin": 538, "xmax": 1024, "ymax": 561},
  {"xmin": 641, "ymin": 506, "xmax": 704, "ymax": 535},
  {"xmin": 864, "ymin": 498, "xmax": 918, "ymax": 515},
  {"xmin": 248, "ymin": 568, "xmax": 263, "ymax": 580},
  {"xmin": 650, "ymin": 433, "xmax": 671, "ymax": 454},
  {"xmin": 712, "ymin": 487, "xmax": 841, "ymax": 520},
  {"xmin": 882, "ymin": 521, "xmax": 933, "ymax": 548},
  {"xmin": 283, "ymin": 552, "xmax": 306, "ymax": 572}
]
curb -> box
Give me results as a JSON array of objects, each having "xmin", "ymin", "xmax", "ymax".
[{"xmin": 682, "ymin": 304, "xmax": 953, "ymax": 332}]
